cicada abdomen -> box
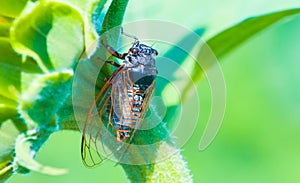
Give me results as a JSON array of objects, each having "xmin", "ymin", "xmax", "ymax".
[{"xmin": 81, "ymin": 38, "xmax": 158, "ymax": 167}]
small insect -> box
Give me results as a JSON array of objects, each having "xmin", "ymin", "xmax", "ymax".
[{"xmin": 81, "ymin": 32, "xmax": 158, "ymax": 167}]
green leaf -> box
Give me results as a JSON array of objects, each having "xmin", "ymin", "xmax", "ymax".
[
  {"xmin": 0, "ymin": 95, "xmax": 27, "ymax": 132},
  {"xmin": 208, "ymin": 8, "xmax": 300, "ymax": 59},
  {"xmin": 14, "ymin": 133, "xmax": 68, "ymax": 175},
  {"xmin": 18, "ymin": 70, "xmax": 73, "ymax": 128},
  {"xmin": 56, "ymin": 96, "xmax": 79, "ymax": 131},
  {"xmin": 0, "ymin": 15, "xmax": 13, "ymax": 37},
  {"xmin": 10, "ymin": 1, "xmax": 85, "ymax": 72},
  {"xmin": 49, "ymin": 0, "xmax": 106, "ymax": 53},
  {"xmin": 91, "ymin": 0, "xmax": 108, "ymax": 35},
  {"xmin": 0, "ymin": 95, "xmax": 18, "ymax": 123},
  {"xmin": 46, "ymin": 7, "xmax": 84, "ymax": 70},
  {"xmin": 21, "ymin": 57, "xmax": 43, "ymax": 74},
  {"xmin": 189, "ymin": 8, "xmax": 300, "ymax": 92},
  {"xmin": 0, "ymin": 0, "xmax": 28, "ymax": 18},
  {"xmin": 0, "ymin": 120, "xmax": 19, "ymax": 180},
  {"xmin": 99, "ymin": 0, "xmax": 129, "ymax": 47},
  {"xmin": 0, "ymin": 120, "xmax": 19, "ymax": 161},
  {"xmin": 0, "ymin": 38, "xmax": 22, "ymax": 100},
  {"xmin": 101, "ymin": 0, "xmax": 129, "ymax": 35}
]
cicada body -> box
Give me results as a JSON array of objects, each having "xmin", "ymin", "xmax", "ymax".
[{"xmin": 81, "ymin": 39, "xmax": 158, "ymax": 167}]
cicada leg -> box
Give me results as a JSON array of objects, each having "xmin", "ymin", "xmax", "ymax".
[
  {"xmin": 105, "ymin": 61, "xmax": 121, "ymax": 67},
  {"xmin": 101, "ymin": 39, "xmax": 127, "ymax": 59}
]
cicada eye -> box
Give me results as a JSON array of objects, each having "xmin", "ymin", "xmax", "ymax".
[
  {"xmin": 130, "ymin": 47, "xmax": 139, "ymax": 54},
  {"xmin": 152, "ymin": 49, "xmax": 158, "ymax": 55}
]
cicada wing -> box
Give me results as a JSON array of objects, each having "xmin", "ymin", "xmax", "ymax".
[
  {"xmin": 111, "ymin": 70, "xmax": 133, "ymax": 124},
  {"xmin": 81, "ymin": 81, "xmax": 114, "ymax": 167},
  {"xmin": 81, "ymin": 66, "xmax": 129, "ymax": 167}
]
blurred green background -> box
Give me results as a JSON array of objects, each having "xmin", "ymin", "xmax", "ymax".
[{"xmin": 8, "ymin": 0, "xmax": 300, "ymax": 182}]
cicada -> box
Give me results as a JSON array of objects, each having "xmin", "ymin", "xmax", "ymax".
[{"xmin": 81, "ymin": 35, "xmax": 158, "ymax": 167}]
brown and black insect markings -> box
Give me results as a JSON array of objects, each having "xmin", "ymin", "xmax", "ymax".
[
  {"xmin": 110, "ymin": 72, "xmax": 155, "ymax": 138},
  {"xmin": 81, "ymin": 36, "xmax": 158, "ymax": 167}
]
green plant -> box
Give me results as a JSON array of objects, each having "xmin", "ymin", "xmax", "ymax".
[{"xmin": 0, "ymin": 0, "xmax": 299, "ymax": 182}]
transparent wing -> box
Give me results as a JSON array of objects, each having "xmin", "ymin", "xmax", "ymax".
[
  {"xmin": 111, "ymin": 70, "xmax": 135, "ymax": 126},
  {"xmin": 81, "ymin": 66, "xmax": 125, "ymax": 167},
  {"xmin": 81, "ymin": 81, "xmax": 113, "ymax": 167}
]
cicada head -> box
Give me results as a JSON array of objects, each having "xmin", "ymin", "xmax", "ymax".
[
  {"xmin": 130, "ymin": 40, "xmax": 158, "ymax": 56},
  {"xmin": 125, "ymin": 40, "xmax": 158, "ymax": 68}
]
